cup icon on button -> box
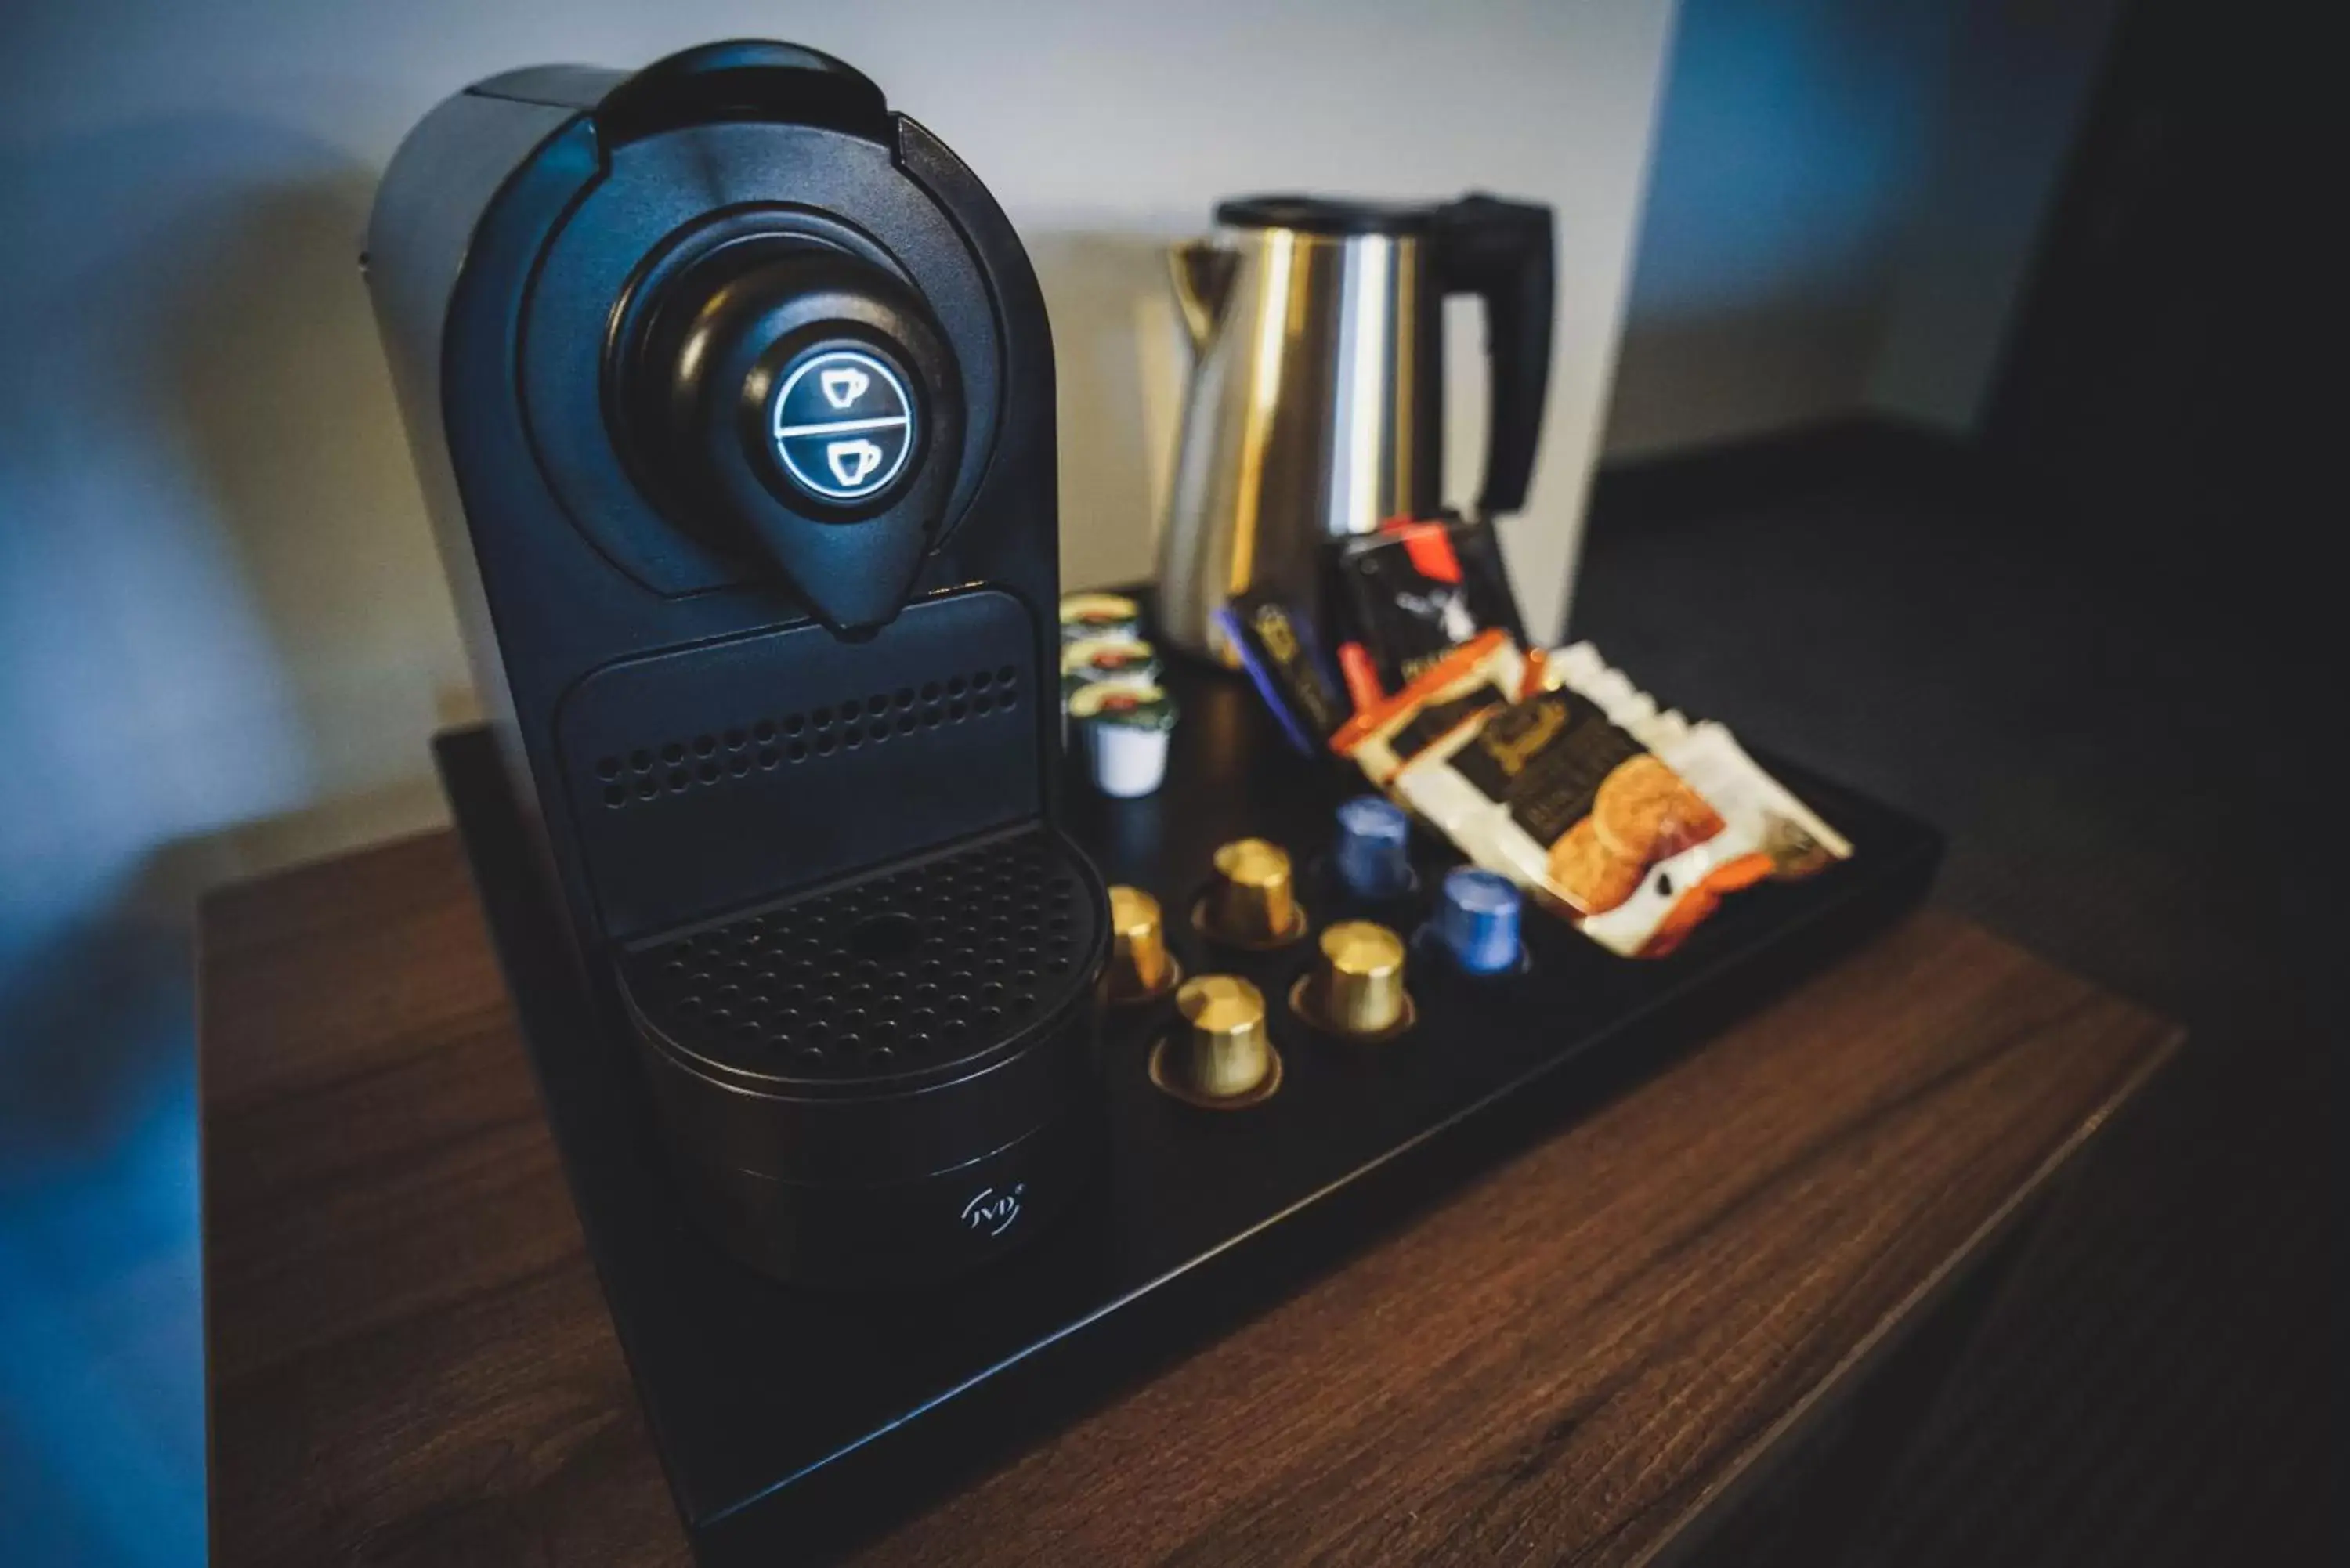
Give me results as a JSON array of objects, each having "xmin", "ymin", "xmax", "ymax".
[
  {"xmin": 826, "ymin": 438, "xmax": 884, "ymax": 488},
  {"xmin": 770, "ymin": 345, "xmax": 918, "ymax": 504},
  {"xmin": 819, "ymin": 365, "xmax": 871, "ymax": 410}
]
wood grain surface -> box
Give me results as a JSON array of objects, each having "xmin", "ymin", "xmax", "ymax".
[{"xmin": 201, "ymin": 830, "xmax": 2176, "ymax": 1567}]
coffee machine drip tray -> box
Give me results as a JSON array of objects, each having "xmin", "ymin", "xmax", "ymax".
[
  {"xmin": 610, "ymin": 824, "xmax": 1108, "ymax": 1292},
  {"xmin": 619, "ymin": 826, "xmax": 1100, "ymax": 1089}
]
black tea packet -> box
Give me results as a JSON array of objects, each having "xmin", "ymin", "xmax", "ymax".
[
  {"xmin": 1335, "ymin": 516, "xmax": 1524, "ymax": 692},
  {"xmin": 1215, "ymin": 592, "xmax": 1350, "ymax": 754}
]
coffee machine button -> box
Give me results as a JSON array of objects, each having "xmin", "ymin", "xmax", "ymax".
[
  {"xmin": 772, "ymin": 344, "xmax": 913, "ymax": 428},
  {"xmin": 611, "ymin": 233, "xmax": 964, "ymax": 627},
  {"xmin": 768, "ymin": 344, "xmax": 920, "ymax": 505}
]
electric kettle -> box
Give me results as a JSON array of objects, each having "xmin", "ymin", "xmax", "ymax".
[{"xmin": 1156, "ymin": 193, "xmax": 1555, "ymax": 660}]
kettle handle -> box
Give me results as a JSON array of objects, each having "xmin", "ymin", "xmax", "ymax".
[{"xmin": 1434, "ymin": 195, "xmax": 1554, "ymax": 518}]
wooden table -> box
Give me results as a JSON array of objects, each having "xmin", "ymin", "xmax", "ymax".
[{"xmin": 201, "ymin": 830, "xmax": 2175, "ymax": 1567}]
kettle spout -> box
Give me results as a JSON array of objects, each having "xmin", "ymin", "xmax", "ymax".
[{"xmin": 1168, "ymin": 239, "xmax": 1236, "ymax": 351}]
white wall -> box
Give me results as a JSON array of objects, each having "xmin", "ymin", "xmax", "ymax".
[{"xmin": 0, "ymin": 0, "xmax": 1679, "ymax": 941}]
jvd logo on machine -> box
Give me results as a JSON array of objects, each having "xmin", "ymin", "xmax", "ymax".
[
  {"xmin": 770, "ymin": 347, "xmax": 916, "ymax": 503},
  {"xmin": 960, "ymin": 1183, "xmax": 1024, "ymax": 1239}
]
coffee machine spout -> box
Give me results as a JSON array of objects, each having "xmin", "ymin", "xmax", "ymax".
[{"xmin": 1167, "ymin": 239, "xmax": 1235, "ymax": 351}]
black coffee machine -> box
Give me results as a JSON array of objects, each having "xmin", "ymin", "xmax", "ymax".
[{"xmin": 366, "ymin": 41, "xmax": 1108, "ymax": 1289}]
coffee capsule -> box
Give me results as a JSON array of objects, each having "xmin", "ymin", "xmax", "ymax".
[
  {"xmin": 1332, "ymin": 795, "xmax": 1414, "ymax": 900},
  {"xmin": 1434, "ymin": 865, "xmax": 1524, "ymax": 975},
  {"xmin": 1196, "ymin": 836, "xmax": 1307, "ymax": 948},
  {"xmin": 1149, "ymin": 974, "xmax": 1282, "ymax": 1107},
  {"xmin": 1105, "ymin": 884, "xmax": 1180, "ymax": 1002},
  {"xmin": 1292, "ymin": 919, "xmax": 1415, "ymax": 1039}
]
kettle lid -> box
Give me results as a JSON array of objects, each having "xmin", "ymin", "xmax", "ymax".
[{"xmin": 1213, "ymin": 194, "xmax": 1441, "ymax": 236}]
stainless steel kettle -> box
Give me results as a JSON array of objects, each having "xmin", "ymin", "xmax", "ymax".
[{"xmin": 1156, "ymin": 193, "xmax": 1554, "ymax": 660}]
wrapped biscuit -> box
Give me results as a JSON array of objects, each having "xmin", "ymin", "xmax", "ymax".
[
  {"xmin": 1330, "ymin": 630, "xmax": 1529, "ymax": 789},
  {"xmin": 1333, "ymin": 635, "xmax": 1849, "ymax": 958}
]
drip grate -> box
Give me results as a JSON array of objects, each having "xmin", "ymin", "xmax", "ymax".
[{"xmin": 620, "ymin": 827, "xmax": 1097, "ymax": 1085}]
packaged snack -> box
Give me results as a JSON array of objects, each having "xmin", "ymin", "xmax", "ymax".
[
  {"xmin": 1335, "ymin": 636, "xmax": 1849, "ymax": 958},
  {"xmin": 1336, "ymin": 641, "xmax": 1385, "ymax": 711},
  {"xmin": 1330, "ymin": 630, "xmax": 1523, "ymax": 789},
  {"xmin": 1213, "ymin": 593, "xmax": 1350, "ymax": 753},
  {"xmin": 1058, "ymin": 591, "xmax": 1142, "ymax": 644},
  {"xmin": 1332, "ymin": 515, "xmax": 1524, "ymax": 691}
]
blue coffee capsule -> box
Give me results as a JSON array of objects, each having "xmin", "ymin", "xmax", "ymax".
[
  {"xmin": 1436, "ymin": 867, "xmax": 1523, "ymax": 975},
  {"xmin": 1334, "ymin": 796, "xmax": 1414, "ymax": 900}
]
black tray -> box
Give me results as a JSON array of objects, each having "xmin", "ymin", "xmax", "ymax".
[{"xmin": 435, "ymin": 660, "xmax": 1941, "ymax": 1566}]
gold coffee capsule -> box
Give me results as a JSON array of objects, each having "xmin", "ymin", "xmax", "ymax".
[
  {"xmin": 1292, "ymin": 920, "xmax": 1415, "ymax": 1040},
  {"xmin": 1105, "ymin": 885, "xmax": 1180, "ymax": 1003},
  {"xmin": 1195, "ymin": 837, "xmax": 1307, "ymax": 948},
  {"xmin": 1150, "ymin": 974, "xmax": 1282, "ymax": 1107}
]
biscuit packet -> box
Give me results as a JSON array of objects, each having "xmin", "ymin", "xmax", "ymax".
[
  {"xmin": 1332, "ymin": 634, "xmax": 1849, "ymax": 957},
  {"xmin": 1329, "ymin": 629, "xmax": 1528, "ymax": 786}
]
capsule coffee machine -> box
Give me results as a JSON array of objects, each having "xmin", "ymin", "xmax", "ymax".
[{"xmin": 367, "ymin": 41, "xmax": 1108, "ymax": 1288}]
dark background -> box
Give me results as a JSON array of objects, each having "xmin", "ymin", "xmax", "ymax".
[{"xmin": 1576, "ymin": 0, "xmax": 2334, "ymax": 1556}]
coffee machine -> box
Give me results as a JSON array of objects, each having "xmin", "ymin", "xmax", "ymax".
[{"xmin": 367, "ymin": 41, "xmax": 1108, "ymax": 1289}]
